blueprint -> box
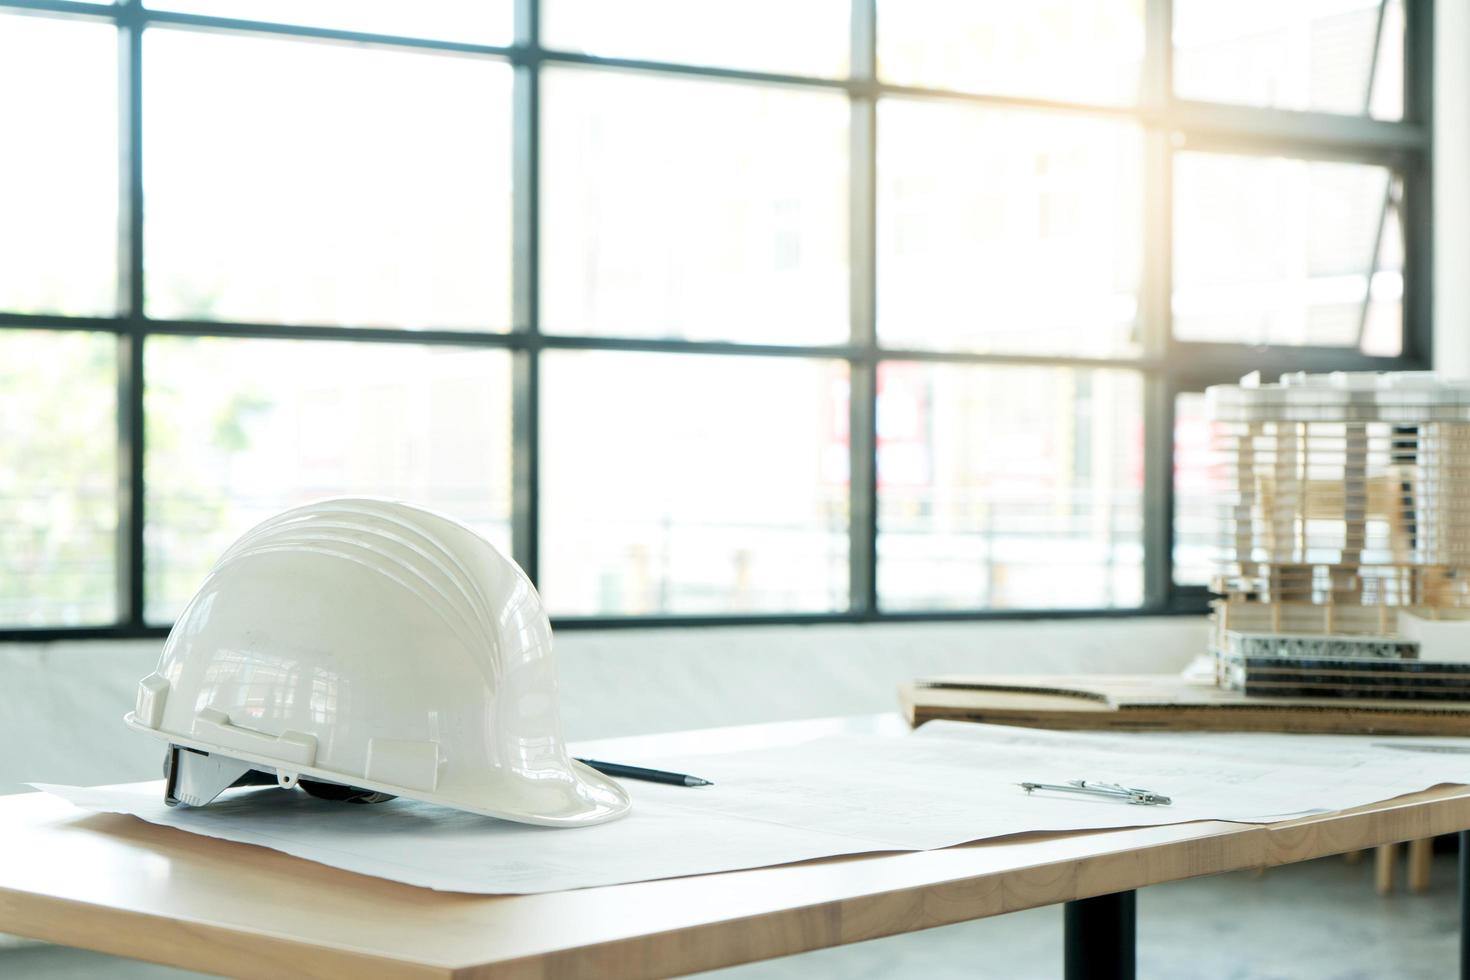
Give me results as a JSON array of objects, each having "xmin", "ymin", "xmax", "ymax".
[{"xmin": 35, "ymin": 721, "xmax": 1470, "ymax": 893}]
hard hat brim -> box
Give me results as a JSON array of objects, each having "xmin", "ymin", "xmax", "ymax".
[{"xmin": 124, "ymin": 713, "xmax": 632, "ymax": 828}]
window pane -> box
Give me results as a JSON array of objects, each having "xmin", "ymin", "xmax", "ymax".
[
  {"xmin": 878, "ymin": 0, "xmax": 1144, "ymax": 105},
  {"xmin": 145, "ymin": 337, "xmax": 512, "ymax": 623},
  {"xmin": 144, "ymin": 30, "xmax": 512, "ymax": 330},
  {"xmin": 1174, "ymin": 0, "xmax": 1405, "ymax": 120},
  {"xmin": 541, "ymin": 68, "xmax": 849, "ymax": 344},
  {"xmin": 1173, "ymin": 391, "xmax": 1219, "ymax": 586},
  {"xmin": 1173, "ymin": 152, "xmax": 1401, "ymax": 353},
  {"xmin": 0, "ymin": 331, "xmax": 117, "ymax": 626},
  {"xmin": 877, "ymin": 363, "xmax": 1143, "ymax": 611},
  {"xmin": 544, "ymin": 0, "xmax": 848, "ymax": 77},
  {"xmin": 0, "ymin": 14, "xmax": 117, "ymax": 316},
  {"xmin": 146, "ymin": 1, "xmax": 511, "ymax": 46},
  {"xmin": 541, "ymin": 352, "xmax": 849, "ymax": 614},
  {"xmin": 878, "ymin": 100, "xmax": 1141, "ymax": 356}
]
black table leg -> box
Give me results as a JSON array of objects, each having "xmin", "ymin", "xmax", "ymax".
[
  {"xmin": 1461, "ymin": 832, "xmax": 1469, "ymax": 980},
  {"xmin": 1064, "ymin": 890, "xmax": 1136, "ymax": 980}
]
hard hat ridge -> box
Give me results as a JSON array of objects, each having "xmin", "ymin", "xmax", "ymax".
[{"xmin": 205, "ymin": 505, "xmax": 504, "ymax": 688}]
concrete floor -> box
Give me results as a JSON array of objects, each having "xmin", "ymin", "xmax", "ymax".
[{"xmin": 2, "ymin": 853, "xmax": 1458, "ymax": 979}]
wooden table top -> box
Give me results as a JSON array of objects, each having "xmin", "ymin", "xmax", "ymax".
[{"xmin": 4, "ymin": 714, "xmax": 1470, "ymax": 980}]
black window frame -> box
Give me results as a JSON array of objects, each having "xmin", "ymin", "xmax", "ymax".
[{"xmin": 0, "ymin": 0, "xmax": 1434, "ymax": 640}]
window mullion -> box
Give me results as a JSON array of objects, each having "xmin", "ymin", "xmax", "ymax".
[
  {"xmin": 118, "ymin": 0, "xmax": 146, "ymax": 628},
  {"xmin": 1141, "ymin": 0, "xmax": 1173, "ymax": 608},
  {"xmin": 848, "ymin": 0, "xmax": 878, "ymax": 615},
  {"xmin": 510, "ymin": 0, "xmax": 540, "ymax": 584},
  {"xmin": 1403, "ymin": 0, "xmax": 1435, "ymax": 369}
]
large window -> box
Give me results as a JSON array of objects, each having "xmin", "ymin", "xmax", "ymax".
[{"xmin": 0, "ymin": 0, "xmax": 1431, "ymax": 635}]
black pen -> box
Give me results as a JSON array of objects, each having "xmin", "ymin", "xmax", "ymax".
[{"xmin": 576, "ymin": 758, "xmax": 713, "ymax": 787}]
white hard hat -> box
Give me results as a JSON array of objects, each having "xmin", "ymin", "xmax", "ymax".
[{"xmin": 125, "ymin": 498, "xmax": 630, "ymax": 827}]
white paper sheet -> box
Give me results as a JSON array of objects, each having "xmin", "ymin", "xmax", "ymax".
[{"xmin": 35, "ymin": 722, "xmax": 1470, "ymax": 894}]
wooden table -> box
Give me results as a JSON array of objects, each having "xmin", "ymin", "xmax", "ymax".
[{"xmin": 3, "ymin": 714, "xmax": 1470, "ymax": 980}]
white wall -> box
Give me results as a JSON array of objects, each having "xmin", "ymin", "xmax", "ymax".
[
  {"xmin": 1436, "ymin": 0, "xmax": 1470, "ymax": 376},
  {"xmin": 0, "ymin": 617, "xmax": 1206, "ymax": 797}
]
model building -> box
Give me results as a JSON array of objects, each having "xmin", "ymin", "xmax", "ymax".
[{"xmin": 1207, "ymin": 371, "xmax": 1470, "ymax": 699}]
